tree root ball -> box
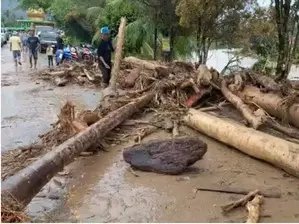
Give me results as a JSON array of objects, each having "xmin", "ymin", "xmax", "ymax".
[{"xmin": 123, "ymin": 138, "xmax": 207, "ymax": 175}]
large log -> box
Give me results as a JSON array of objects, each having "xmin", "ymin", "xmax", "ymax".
[
  {"xmin": 1, "ymin": 92, "xmax": 154, "ymax": 210},
  {"xmin": 221, "ymin": 80, "xmax": 264, "ymax": 129},
  {"xmin": 124, "ymin": 56, "xmax": 170, "ymax": 78},
  {"xmin": 184, "ymin": 109, "xmax": 299, "ymax": 177},
  {"xmin": 235, "ymin": 85, "xmax": 299, "ymax": 128},
  {"xmin": 110, "ymin": 17, "xmax": 126, "ymax": 90}
]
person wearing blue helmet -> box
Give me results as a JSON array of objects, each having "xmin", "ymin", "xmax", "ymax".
[{"xmin": 97, "ymin": 26, "xmax": 114, "ymax": 87}]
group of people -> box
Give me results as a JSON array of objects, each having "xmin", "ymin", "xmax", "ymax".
[
  {"xmin": 9, "ymin": 30, "xmax": 65, "ymax": 69},
  {"xmin": 9, "ymin": 30, "xmax": 40, "ymax": 69},
  {"xmin": 9, "ymin": 26, "xmax": 114, "ymax": 87}
]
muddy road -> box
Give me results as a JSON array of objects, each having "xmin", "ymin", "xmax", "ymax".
[{"xmin": 1, "ymin": 45, "xmax": 299, "ymax": 222}]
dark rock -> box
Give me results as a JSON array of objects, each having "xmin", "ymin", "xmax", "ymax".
[{"xmin": 123, "ymin": 138, "xmax": 207, "ymax": 175}]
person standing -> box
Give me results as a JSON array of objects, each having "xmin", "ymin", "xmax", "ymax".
[
  {"xmin": 20, "ymin": 30, "xmax": 29, "ymax": 53},
  {"xmin": 97, "ymin": 26, "xmax": 114, "ymax": 87},
  {"xmin": 9, "ymin": 31, "xmax": 22, "ymax": 67},
  {"xmin": 56, "ymin": 32, "xmax": 64, "ymax": 50},
  {"xmin": 27, "ymin": 30, "xmax": 40, "ymax": 69},
  {"xmin": 46, "ymin": 44, "xmax": 54, "ymax": 68}
]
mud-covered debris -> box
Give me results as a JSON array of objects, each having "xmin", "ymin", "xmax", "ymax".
[{"xmin": 123, "ymin": 138, "xmax": 207, "ymax": 175}]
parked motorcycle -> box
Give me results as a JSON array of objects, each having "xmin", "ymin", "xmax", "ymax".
[{"xmin": 55, "ymin": 46, "xmax": 73, "ymax": 65}]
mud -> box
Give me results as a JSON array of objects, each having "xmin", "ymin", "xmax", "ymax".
[{"xmin": 2, "ymin": 45, "xmax": 299, "ymax": 222}]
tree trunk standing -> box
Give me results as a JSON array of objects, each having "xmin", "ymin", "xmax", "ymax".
[
  {"xmin": 1, "ymin": 92, "xmax": 154, "ymax": 210},
  {"xmin": 275, "ymin": 0, "xmax": 292, "ymax": 80},
  {"xmin": 196, "ymin": 17, "xmax": 202, "ymax": 64},
  {"xmin": 154, "ymin": 9, "xmax": 158, "ymax": 60},
  {"xmin": 169, "ymin": 27, "xmax": 175, "ymax": 61},
  {"xmin": 110, "ymin": 17, "xmax": 127, "ymax": 90}
]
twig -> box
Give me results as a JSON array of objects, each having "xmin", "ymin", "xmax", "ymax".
[
  {"xmin": 221, "ymin": 189, "xmax": 259, "ymax": 213},
  {"xmin": 246, "ymin": 194, "xmax": 264, "ymax": 223},
  {"xmin": 128, "ymin": 167, "xmax": 140, "ymax": 177},
  {"xmin": 193, "ymin": 187, "xmax": 280, "ymax": 198},
  {"xmin": 172, "ymin": 121, "xmax": 179, "ymax": 138}
]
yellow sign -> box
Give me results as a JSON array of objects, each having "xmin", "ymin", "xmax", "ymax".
[{"xmin": 162, "ymin": 38, "xmax": 170, "ymax": 52}]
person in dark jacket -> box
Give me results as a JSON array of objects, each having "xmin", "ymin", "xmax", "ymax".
[
  {"xmin": 56, "ymin": 33, "xmax": 64, "ymax": 50},
  {"xmin": 97, "ymin": 26, "xmax": 114, "ymax": 87}
]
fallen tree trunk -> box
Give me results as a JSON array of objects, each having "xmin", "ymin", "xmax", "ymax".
[
  {"xmin": 235, "ymin": 85, "xmax": 299, "ymax": 128},
  {"xmin": 124, "ymin": 56, "xmax": 169, "ymax": 78},
  {"xmin": 110, "ymin": 17, "xmax": 126, "ymax": 90},
  {"xmin": 221, "ymin": 80, "xmax": 265, "ymax": 129},
  {"xmin": 1, "ymin": 92, "xmax": 154, "ymax": 211},
  {"xmin": 184, "ymin": 109, "xmax": 299, "ymax": 177}
]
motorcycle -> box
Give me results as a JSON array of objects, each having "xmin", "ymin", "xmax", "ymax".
[
  {"xmin": 55, "ymin": 46, "xmax": 73, "ymax": 65},
  {"xmin": 70, "ymin": 46, "xmax": 79, "ymax": 61},
  {"xmin": 81, "ymin": 44, "xmax": 94, "ymax": 62}
]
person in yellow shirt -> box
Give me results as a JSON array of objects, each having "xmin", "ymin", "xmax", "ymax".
[{"xmin": 9, "ymin": 31, "xmax": 22, "ymax": 66}]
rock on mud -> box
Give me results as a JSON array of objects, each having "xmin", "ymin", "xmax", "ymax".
[{"xmin": 123, "ymin": 138, "xmax": 207, "ymax": 175}]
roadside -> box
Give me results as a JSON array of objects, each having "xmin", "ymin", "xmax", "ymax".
[{"xmin": 1, "ymin": 46, "xmax": 299, "ymax": 222}]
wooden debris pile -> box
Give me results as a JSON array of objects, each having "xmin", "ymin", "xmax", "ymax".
[
  {"xmin": 2, "ymin": 56, "xmax": 299, "ymax": 223},
  {"xmin": 35, "ymin": 61, "xmax": 102, "ymax": 86}
]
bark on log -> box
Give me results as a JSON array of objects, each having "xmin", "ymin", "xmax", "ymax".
[
  {"xmin": 124, "ymin": 56, "xmax": 169, "ymax": 77},
  {"xmin": 250, "ymin": 72, "xmax": 280, "ymax": 92},
  {"xmin": 266, "ymin": 120, "xmax": 299, "ymax": 139},
  {"xmin": 110, "ymin": 17, "xmax": 126, "ymax": 90},
  {"xmin": 246, "ymin": 194, "xmax": 264, "ymax": 223},
  {"xmin": 124, "ymin": 67, "xmax": 141, "ymax": 88},
  {"xmin": 235, "ymin": 86, "xmax": 299, "ymax": 128},
  {"xmin": 184, "ymin": 110, "xmax": 299, "ymax": 177},
  {"xmin": 221, "ymin": 80, "xmax": 265, "ymax": 129},
  {"xmin": 1, "ymin": 92, "xmax": 154, "ymax": 210}
]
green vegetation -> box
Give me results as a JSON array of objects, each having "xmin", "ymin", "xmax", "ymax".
[{"xmin": 18, "ymin": 0, "xmax": 299, "ymax": 78}]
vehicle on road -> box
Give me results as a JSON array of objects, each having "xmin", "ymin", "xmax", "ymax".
[
  {"xmin": 39, "ymin": 30, "xmax": 57, "ymax": 53},
  {"xmin": 35, "ymin": 26, "xmax": 54, "ymax": 37}
]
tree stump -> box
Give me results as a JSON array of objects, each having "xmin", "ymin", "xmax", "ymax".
[{"xmin": 123, "ymin": 138, "xmax": 207, "ymax": 175}]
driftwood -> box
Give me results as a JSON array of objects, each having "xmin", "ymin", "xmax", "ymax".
[
  {"xmin": 221, "ymin": 189, "xmax": 259, "ymax": 213},
  {"xmin": 193, "ymin": 186, "xmax": 280, "ymax": 198},
  {"xmin": 184, "ymin": 110, "xmax": 299, "ymax": 177},
  {"xmin": 54, "ymin": 77, "xmax": 69, "ymax": 86},
  {"xmin": 83, "ymin": 68, "xmax": 95, "ymax": 81},
  {"xmin": 235, "ymin": 86, "xmax": 299, "ymax": 128},
  {"xmin": 221, "ymin": 79, "xmax": 265, "ymax": 129},
  {"xmin": 1, "ymin": 92, "xmax": 154, "ymax": 211},
  {"xmin": 246, "ymin": 194, "xmax": 264, "ymax": 223},
  {"xmin": 124, "ymin": 67, "xmax": 141, "ymax": 87},
  {"xmin": 266, "ymin": 120, "xmax": 299, "ymax": 139},
  {"xmin": 124, "ymin": 56, "xmax": 169, "ymax": 77},
  {"xmin": 110, "ymin": 17, "xmax": 126, "ymax": 90},
  {"xmin": 250, "ymin": 72, "xmax": 280, "ymax": 92},
  {"xmin": 172, "ymin": 121, "xmax": 179, "ymax": 138}
]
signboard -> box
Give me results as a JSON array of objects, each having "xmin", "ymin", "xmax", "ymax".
[{"xmin": 162, "ymin": 37, "xmax": 170, "ymax": 53}]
